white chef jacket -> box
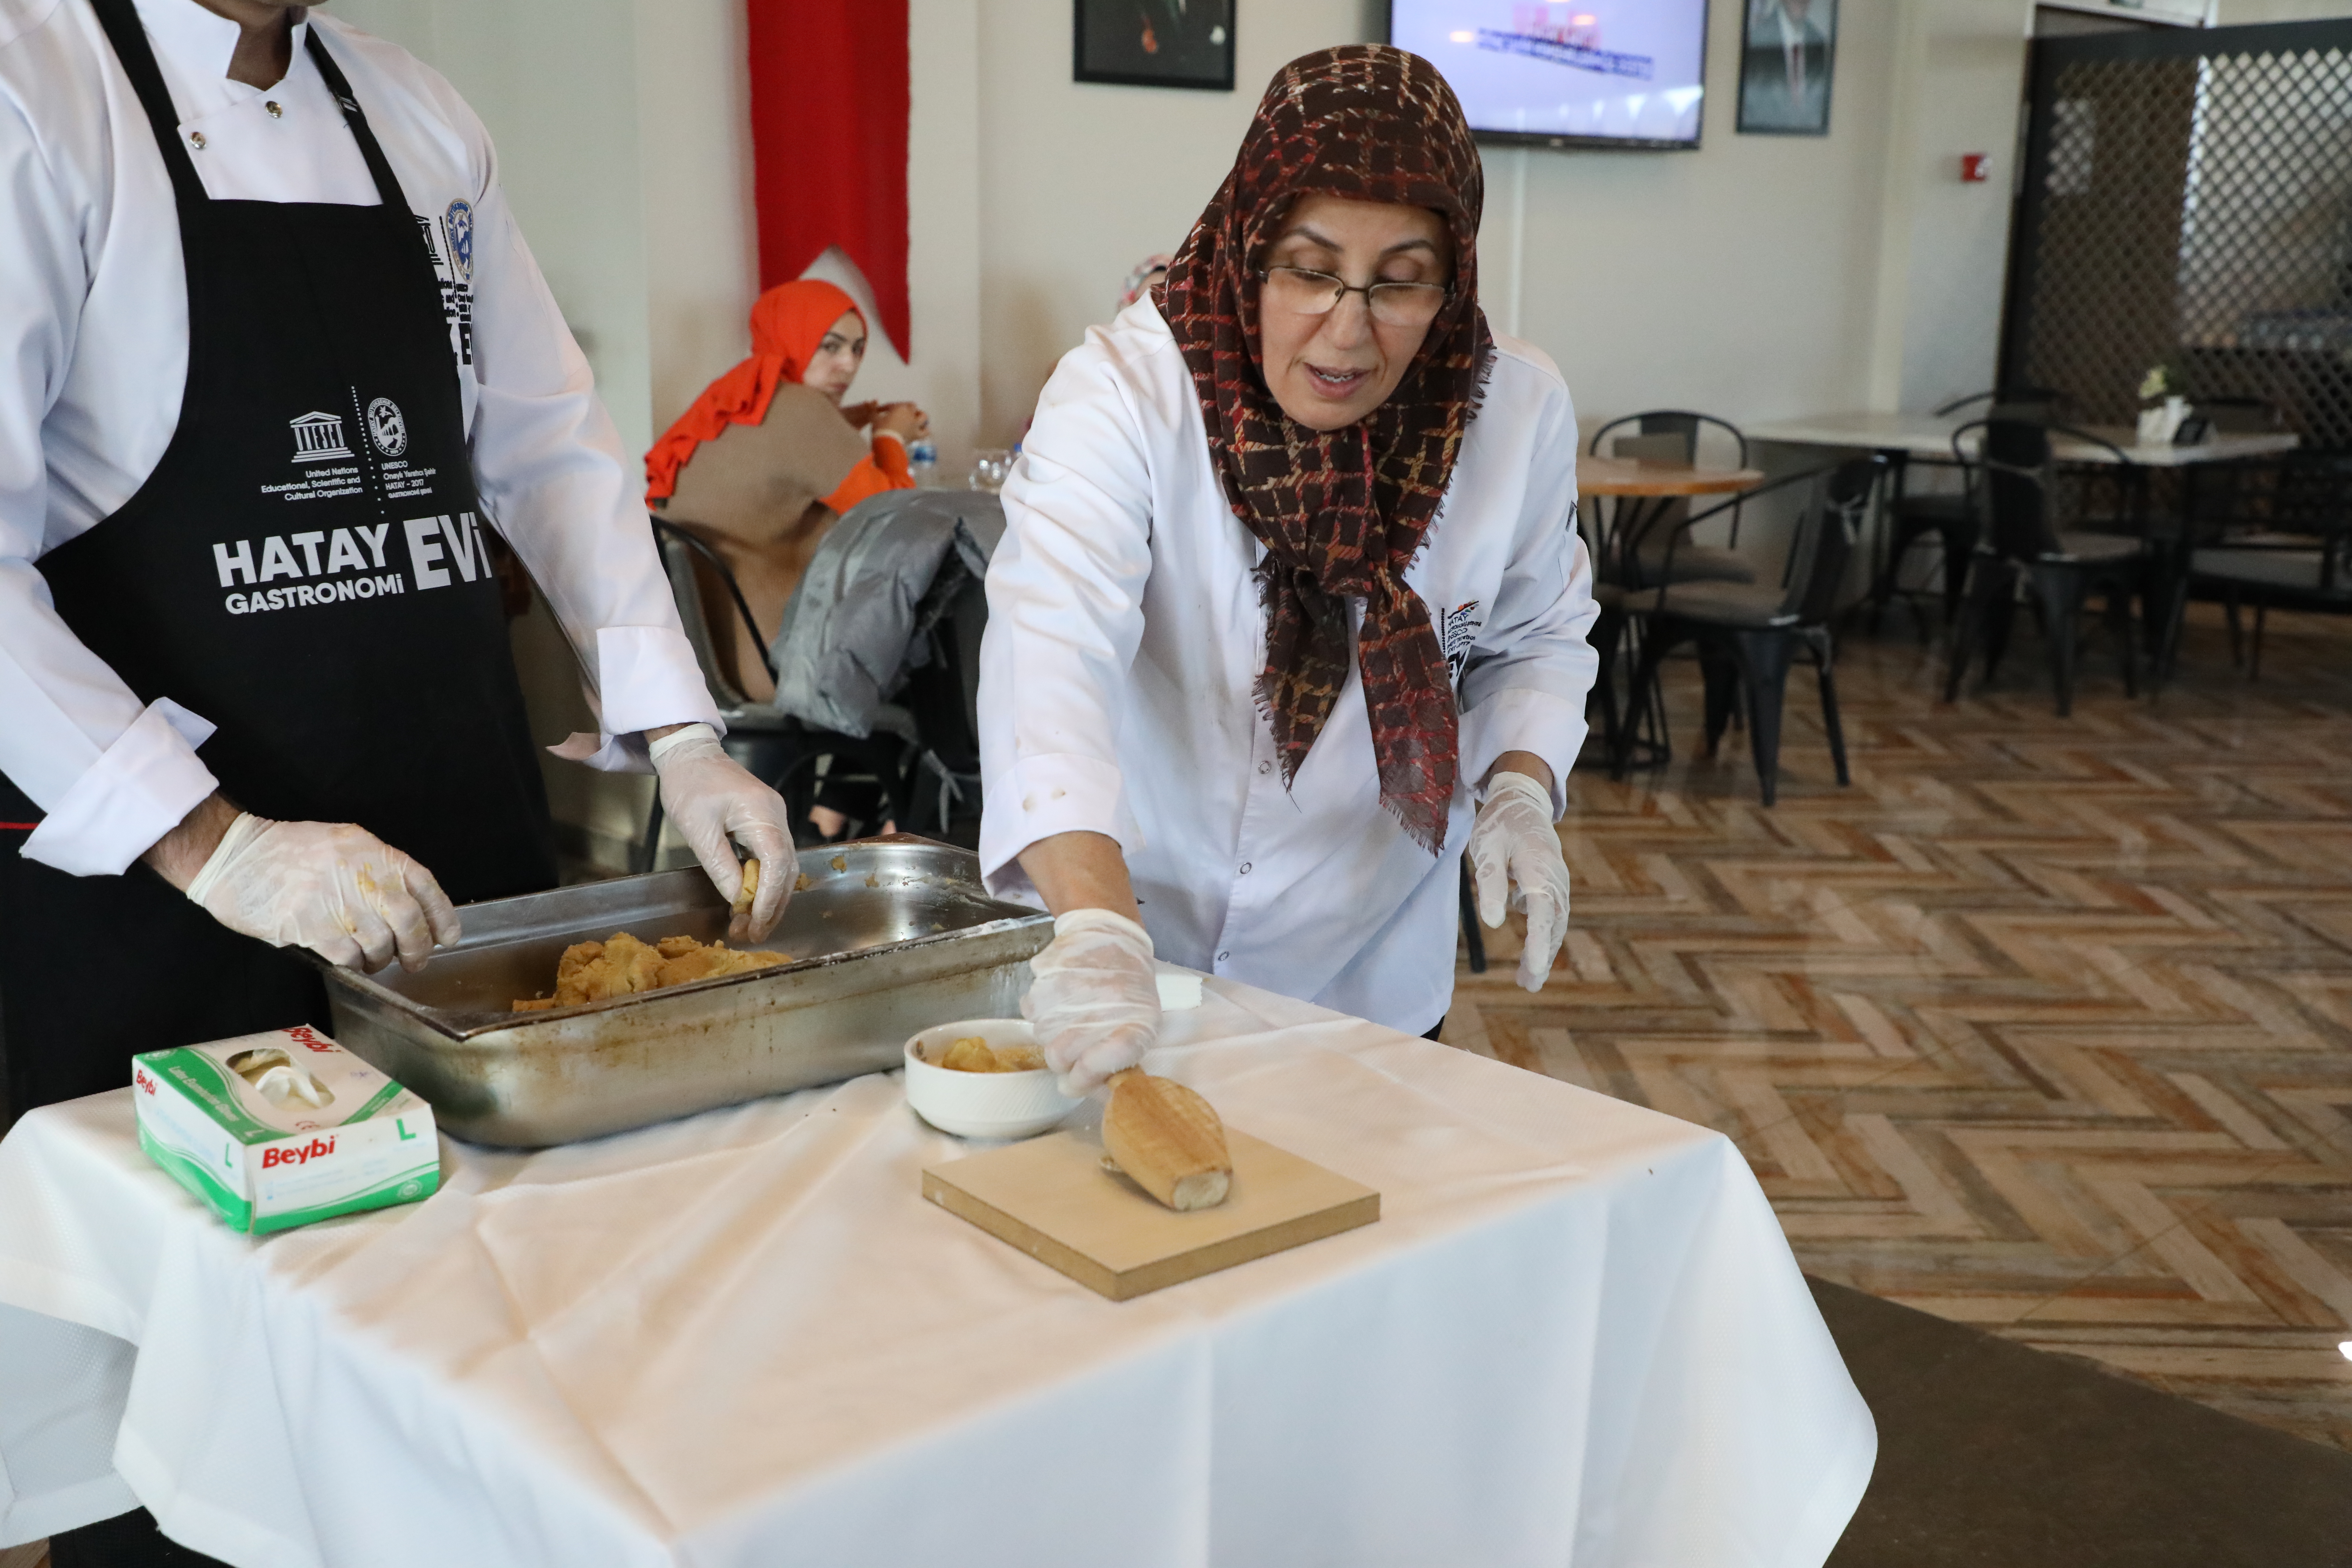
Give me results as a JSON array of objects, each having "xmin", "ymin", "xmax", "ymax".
[
  {"xmin": 979, "ymin": 301, "xmax": 1598, "ymax": 1033},
  {"xmin": 0, "ymin": 0, "xmax": 720, "ymax": 877}
]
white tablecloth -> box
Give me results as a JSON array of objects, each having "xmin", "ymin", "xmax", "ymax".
[{"xmin": 0, "ymin": 978, "xmax": 1872, "ymax": 1567}]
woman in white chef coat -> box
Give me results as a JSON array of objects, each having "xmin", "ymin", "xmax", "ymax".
[
  {"xmin": 980, "ymin": 45, "xmax": 1597, "ymax": 1093},
  {"xmin": 1, "ymin": 6, "xmax": 791, "ymax": 1555}
]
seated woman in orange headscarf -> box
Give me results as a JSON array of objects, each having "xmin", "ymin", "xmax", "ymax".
[{"xmin": 645, "ymin": 279, "xmax": 929, "ymax": 701}]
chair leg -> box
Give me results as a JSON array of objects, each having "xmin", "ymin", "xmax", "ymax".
[
  {"xmin": 1615, "ymin": 619, "xmax": 1676, "ymax": 780},
  {"xmin": 1807, "ymin": 629, "xmax": 1851, "ymax": 787},
  {"xmin": 2224, "ymin": 589, "xmax": 2245, "ymax": 668},
  {"xmin": 2027, "ymin": 564, "xmax": 2086, "ymax": 718},
  {"xmin": 1867, "ymin": 518, "xmax": 1916, "ymax": 636},
  {"xmin": 1937, "ymin": 525, "xmax": 1976, "ymax": 627},
  {"xmin": 1589, "ymin": 606, "xmax": 1625, "ymax": 758},
  {"xmin": 1983, "ymin": 588, "xmax": 2017, "ymax": 686},
  {"xmin": 1730, "ymin": 630, "xmax": 1797, "ymax": 807},
  {"xmin": 2251, "ymin": 602, "xmax": 2269, "ymax": 680},
  {"xmin": 1458, "ymin": 859, "xmax": 1486, "ymax": 976},
  {"xmin": 1944, "ymin": 554, "xmax": 1996, "ymax": 703},
  {"xmin": 2109, "ymin": 578, "xmax": 2139, "ymax": 700},
  {"xmin": 1700, "ymin": 644, "xmax": 1740, "ymax": 759},
  {"xmin": 2154, "ymin": 555, "xmax": 2191, "ymax": 685}
]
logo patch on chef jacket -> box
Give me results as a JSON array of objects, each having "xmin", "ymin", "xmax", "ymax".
[
  {"xmin": 366, "ymin": 398, "xmax": 409, "ymax": 457},
  {"xmin": 1440, "ymin": 600, "xmax": 1483, "ymax": 685},
  {"xmin": 444, "ymin": 200, "xmax": 474, "ymax": 282},
  {"xmin": 289, "ymin": 411, "xmax": 354, "ymax": 461}
]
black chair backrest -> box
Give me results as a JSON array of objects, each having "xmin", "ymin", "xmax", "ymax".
[
  {"xmin": 1955, "ymin": 418, "xmax": 2059, "ymax": 560},
  {"xmin": 1590, "ymin": 409, "xmax": 1747, "ymax": 468},
  {"xmin": 1957, "ymin": 415, "xmax": 2142, "ymax": 559},
  {"xmin": 1611, "ymin": 432, "xmax": 1687, "ymax": 464},
  {"xmin": 651, "ymin": 513, "xmax": 777, "ymax": 690},
  {"xmin": 2268, "ymin": 451, "xmax": 2352, "ymax": 590},
  {"xmin": 1594, "ymin": 410, "xmax": 1752, "ymax": 565},
  {"xmin": 1980, "ymin": 414, "xmax": 2052, "ymax": 468},
  {"xmin": 1778, "ymin": 457, "xmax": 1880, "ymax": 624}
]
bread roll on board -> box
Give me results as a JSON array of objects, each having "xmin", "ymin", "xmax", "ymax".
[{"xmin": 1103, "ymin": 1069, "xmax": 1232, "ymax": 1211}]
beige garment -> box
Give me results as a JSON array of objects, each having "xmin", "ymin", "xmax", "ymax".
[{"xmin": 659, "ymin": 382, "xmax": 869, "ymax": 702}]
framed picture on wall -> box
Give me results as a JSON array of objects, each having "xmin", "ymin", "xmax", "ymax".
[
  {"xmin": 1737, "ymin": 0, "xmax": 1837, "ymax": 135},
  {"xmin": 1074, "ymin": 0, "xmax": 1235, "ymax": 91}
]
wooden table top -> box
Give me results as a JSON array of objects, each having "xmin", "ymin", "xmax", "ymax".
[{"xmin": 1578, "ymin": 455, "xmax": 1767, "ymax": 497}]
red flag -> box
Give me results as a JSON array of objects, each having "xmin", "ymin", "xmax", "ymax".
[{"xmin": 745, "ymin": 0, "xmax": 911, "ymax": 358}]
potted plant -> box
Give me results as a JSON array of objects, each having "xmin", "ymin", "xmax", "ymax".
[{"xmin": 2137, "ymin": 362, "xmax": 2191, "ymax": 447}]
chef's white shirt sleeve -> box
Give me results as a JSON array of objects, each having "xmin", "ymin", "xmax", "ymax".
[
  {"xmin": 1455, "ymin": 378, "xmax": 1597, "ymax": 821},
  {"xmin": 0, "ymin": 87, "xmax": 223, "ymax": 876},
  {"xmin": 450, "ymin": 114, "xmax": 720, "ymax": 775},
  {"xmin": 976, "ymin": 355, "xmax": 1157, "ymax": 885}
]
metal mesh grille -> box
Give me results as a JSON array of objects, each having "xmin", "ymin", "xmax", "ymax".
[{"xmin": 2010, "ymin": 27, "xmax": 2352, "ymax": 449}]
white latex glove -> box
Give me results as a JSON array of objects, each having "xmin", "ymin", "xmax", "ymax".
[
  {"xmin": 185, "ymin": 813, "xmax": 461, "ymax": 974},
  {"xmin": 1468, "ymin": 769, "xmax": 1572, "ymax": 993},
  {"xmin": 649, "ymin": 723, "xmax": 796, "ymax": 942},
  {"xmin": 1022, "ymin": 908, "xmax": 1162, "ymax": 1097}
]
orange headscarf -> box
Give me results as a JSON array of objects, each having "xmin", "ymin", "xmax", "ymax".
[{"xmin": 644, "ymin": 279, "xmax": 863, "ymax": 503}]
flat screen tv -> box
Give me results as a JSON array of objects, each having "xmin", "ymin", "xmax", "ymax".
[{"xmin": 1386, "ymin": 1, "xmax": 1711, "ymax": 150}]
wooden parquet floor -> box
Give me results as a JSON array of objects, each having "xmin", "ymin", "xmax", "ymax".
[{"xmin": 1447, "ymin": 602, "xmax": 2352, "ymax": 1451}]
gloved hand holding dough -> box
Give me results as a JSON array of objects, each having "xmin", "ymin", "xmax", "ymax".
[
  {"xmin": 1023, "ymin": 908, "xmax": 1162, "ymax": 1097},
  {"xmin": 649, "ymin": 723, "xmax": 797, "ymax": 942},
  {"xmin": 185, "ymin": 813, "xmax": 461, "ymax": 974},
  {"xmin": 1467, "ymin": 769, "xmax": 1572, "ymax": 993}
]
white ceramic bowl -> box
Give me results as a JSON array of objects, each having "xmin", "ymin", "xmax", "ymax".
[{"xmin": 902, "ymin": 1018, "xmax": 1079, "ymax": 1140}]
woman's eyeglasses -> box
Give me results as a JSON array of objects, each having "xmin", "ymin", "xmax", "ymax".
[{"xmin": 1258, "ymin": 266, "xmax": 1451, "ymax": 329}]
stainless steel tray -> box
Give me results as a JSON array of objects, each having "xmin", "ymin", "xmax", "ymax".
[{"xmin": 317, "ymin": 836, "xmax": 1050, "ymax": 1148}]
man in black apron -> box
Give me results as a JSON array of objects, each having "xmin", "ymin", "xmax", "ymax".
[{"xmin": 1, "ymin": 3, "xmax": 793, "ymax": 1561}]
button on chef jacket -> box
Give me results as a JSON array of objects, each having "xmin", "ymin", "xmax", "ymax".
[
  {"xmin": 0, "ymin": 0, "xmax": 721, "ymax": 876},
  {"xmin": 979, "ymin": 301, "xmax": 1599, "ymax": 1035}
]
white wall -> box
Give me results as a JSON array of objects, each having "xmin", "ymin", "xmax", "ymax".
[
  {"xmin": 972, "ymin": 0, "xmax": 1382, "ymax": 444},
  {"xmin": 335, "ymin": 0, "xmax": 662, "ymax": 455},
  {"xmin": 1501, "ymin": 1, "xmax": 1899, "ymax": 431},
  {"xmin": 1879, "ymin": 0, "xmax": 2035, "ymax": 414}
]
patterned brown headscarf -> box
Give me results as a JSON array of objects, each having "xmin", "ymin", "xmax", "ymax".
[{"xmin": 1156, "ymin": 45, "xmax": 1490, "ymax": 856}]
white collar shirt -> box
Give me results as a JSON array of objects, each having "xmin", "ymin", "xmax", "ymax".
[
  {"xmin": 0, "ymin": 0, "xmax": 716, "ymax": 875},
  {"xmin": 978, "ymin": 301, "xmax": 1597, "ymax": 1033}
]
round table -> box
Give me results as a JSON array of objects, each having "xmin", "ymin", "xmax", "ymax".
[{"xmin": 1577, "ymin": 455, "xmax": 1767, "ymax": 497}]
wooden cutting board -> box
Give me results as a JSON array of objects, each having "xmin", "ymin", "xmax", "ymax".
[{"xmin": 922, "ymin": 1127, "xmax": 1379, "ymax": 1301}]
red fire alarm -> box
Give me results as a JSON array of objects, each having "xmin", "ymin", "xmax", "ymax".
[{"xmin": 1960, "ymin": 153, "xmax": 1991, "ymax": 183}]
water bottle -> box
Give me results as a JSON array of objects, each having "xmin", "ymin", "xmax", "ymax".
[{"xmin": 908, "ymin": 438, "xmax": 938, "ymax": 488}]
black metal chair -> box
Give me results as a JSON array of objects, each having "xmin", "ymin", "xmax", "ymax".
[
  {"xmin": 2182, "ymin": 450, "xmax": 2352, "ymax": 678},
  {"xmin": 643, "ymin": 516, "xmax": 925, "ymax": 867},
  {"xmin": 1942, "ymin": 419, "xmax": 2144, "ymax": 716},
  {"xmin": 1614, "ymin": 457, "xmax": 1881, "ymax": 806},
  {"xmin": 1583, "ymin": 411, "xmax": 1757, "ymax": 764},
  {"xmin": 1871, "ymin": 388, "xmax": 2065, "ymax": 632}
]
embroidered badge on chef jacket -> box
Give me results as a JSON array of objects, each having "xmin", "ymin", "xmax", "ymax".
[
  {"xmin": 1441, "ymin": 600, "xmax": 1482, "ymax": 686},
  {"xmin": 444, "ymin": 200, "xmax": 474, "ymax": 282},
  {"xmin": 367, "ymin": 398, "xmax": 409, "ymax": 457}
]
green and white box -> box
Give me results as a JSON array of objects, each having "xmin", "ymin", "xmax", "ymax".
[{"xmin": 133, "ymin": 1024, "xmax": 439, "ymax": 1234}]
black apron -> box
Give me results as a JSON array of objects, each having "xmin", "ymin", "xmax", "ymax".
[{"xmin": 0, "ymin": 0, "xmax": 556, "ymax": 1117}]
